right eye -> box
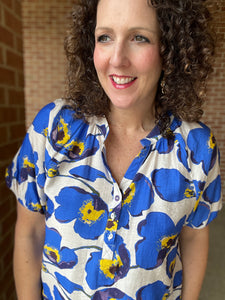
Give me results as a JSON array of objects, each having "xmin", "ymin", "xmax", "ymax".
[{"xmin": 96, "ymin": 35, "xmax": 111, "ymax": 43}]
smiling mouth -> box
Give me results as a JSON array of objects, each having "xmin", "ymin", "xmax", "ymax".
[{"xmin": 111, "ymin": 75, "xmax": 137, "ymax": 85}]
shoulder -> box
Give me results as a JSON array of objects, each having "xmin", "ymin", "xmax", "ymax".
[
  {"xmin": 32, "ymin": 99, "xmax": 68, "ymax": 133},
  {"xmin": 172, "ymin": 117, "xmax": 213, "ymax": 146},
  {"xmin": 172, "ymin": 117, "xmax": 218, "ymax": 175}
]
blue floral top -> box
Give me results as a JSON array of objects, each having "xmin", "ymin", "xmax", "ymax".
[{"xmin": 6, "ymin": 99, "xmax": 222, "ymax": 300}]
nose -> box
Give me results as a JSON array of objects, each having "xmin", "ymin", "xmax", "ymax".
[{"xmin": 109, "ymin": 42, "xmax": 130, "ymax": 68}]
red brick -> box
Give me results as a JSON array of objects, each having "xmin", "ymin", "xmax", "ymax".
[
  {"xmin": 0, "ymin": 67, "xmax": 15, "ymax": 86},
  {"xmin": 0, "ymin": 181, "xmax": 12, "ymax": 201},
  {"xmin": 6, "ymin": 50, "xmax": 23, "ymax": 70},
  {"xmin": 0, "ymin": 25, "xmax": 14, "ymax": 47},
  {"xmin": 0, "ymin": 46, "xmax": 4, "ymax": 64},
  {"xmin": 1, "ymin": 209, "xmax": 16, "ymax": 234},
  {"xmin": 0, "ymin": 142, "xmax": 20, "ymax": 161},
  {"xmin": 14, "ymin": 0, "xmax": 22, "ymax": 17},
  {"xmin": 17, "ymin": 71, "xmax": 24, "ymax": 88},
  {"xmin": 0, "ymin": 87, "xmax": 5, "ymax": 105},
  {"xmin": 18, "ymin": 106, "xmax": 25, "ymax": 122},
  {"xmin": 4, "ymin": 9, "xmax": 22, "ymax": 35},
  {"xmin": 0, "ymin": 0, "xmax": 13, "ymax": 9},
  {"xmin": 9, "ymin": 123, "xmax": 25, "ymax": 140},
  {"xmin": 16, "ymin": 36, "xmax": 23, "ymax": 53},
  {"xmin": 0, "ymin": 107, "xmax": 18, "ymax": 123},
  {"xmin": 0, "ymin": 126, "xmax": 8, "ymax": 144},
  {"xmin": 8, "ymin": 89, "xmax": 24, "ymax": 105}
]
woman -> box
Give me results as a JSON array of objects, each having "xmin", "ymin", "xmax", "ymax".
[{"xmin": 6, "ymin": 0, "xmax": 222, "ymax": 299}]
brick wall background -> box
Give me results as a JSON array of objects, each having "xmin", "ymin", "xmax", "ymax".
[
  {"xmin": 22, "ymin": 0, "xmax": 73, "ymax": 127},
  {"xmin": 202, "ymin": 0, "xmax": 225, "ymax": 195},
  {"xmin": 0, "ymin": 0, "xmax": 25, "ymax": 299}
]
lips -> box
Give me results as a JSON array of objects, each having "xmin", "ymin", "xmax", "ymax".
[{"xmin": 110, "ymin": 75, "xmax": 137, "ymax": 89}]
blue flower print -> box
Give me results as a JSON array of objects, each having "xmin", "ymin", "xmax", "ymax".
[
  {"xmin": 152, "ymin": 169, "xmax": 194, "ymax": 202},
  {"xmin": 155, "ymin": 132, "xmax": 190, "ymax": 172},
  {"xmin": 136, "ymin": 281, "xmax": 169, "ymax": 300},
  {"xmin": 173, "ymin": 271, "xmax": 182, "ymax": 290},
  {"xmin": 92, "ymin": 288, "xmax": 133, "ymax": 300},
  {"xmin": 166, "ymin": 248, "xmax": 178, "ymax": 279},
  {"xmin": 43, "ymin": 226, "xmax": 78, "ymax": 269},
  {"xmin": 118, "ymin": 173, "xmax": 154, "ymax": 229},
  {"xmin": 50, "ymin": 109, "xmax": 99, "ymax": 160},
  {"xmin": 5, "ymin": 162, "xmax": 13, "ymax": 188},
  {"xmin": 86, "ymin": 236, "xmax": 130, "ymax": 290},
  {"xmin": 186, "ymin": 201, "xmax": 211, "ymax": 228},
  {"xmin": 175, "ymin": 133, "xmax": 190, "ymax": 171},
  {"xmin": 203, "ymin": 175, "xmax": 221, "ymax": 204},
  {"xmin": 42, "ymin": 283, "xmax": 53, "ymax": 300},
  {"xmin": 55, "ymin": 186, "xmax": 108, "ymax": 240},
  {"xmin": 13, "ymin": 136, "xmax": 38, "ymax": 184},
  {"xmin": 70, "ymin": 165, "xmax": 108, "ymax": 182},
  {"xmin": 186, "ymin": 176, "xmax": 221, "ymax": 228},
  {"xmin": 24, "ymin": 182, "xmax": 44, "ymax": 213},
  {"xmin": 45, "ymin": 150, "xmax": 60, "ymax": 178},
  {"xmin": 45, "ymin": 197, "xmax": 54, "ymax": 219},
  {"xmin": 32, "ymin": 101, "xmax": 55, "ymax": 136},
  {"xmin": 187, "ymin": 125, "xmax": 217, "ymax": 174},
  {"xmin": 155, "ymin": 134, "xmax": 175, "ymax": 154},
  {"xmin": 154, "ymin": 117, "xmax": 181, "ymax": 154},
  {"xmin": 53, "ymin": 286, "xmax": 64, "ymax": 300},
  {"xmin": 54, "ymin": 272, "xmax": 83, "ymax": 295},
  {"xmin": 136, "ymin": 212, "xmax": 185, "ymax": 270}
]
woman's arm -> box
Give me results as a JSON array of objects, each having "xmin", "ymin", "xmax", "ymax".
[
  {"xmin": 14, "ymin": 202, "xmax": 45, "ymax": 300},
  {"xmin": 179, "ymin": 225, "xmax": 209, "ymax": 300}
]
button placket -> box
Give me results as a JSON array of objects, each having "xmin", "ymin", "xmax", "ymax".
[{"xmin": 102, "ymin": 183, "xmax": 122, "ymax": 260}]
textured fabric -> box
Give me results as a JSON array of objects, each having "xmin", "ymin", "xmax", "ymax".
[{"xmin": 6, "ymin": 99, "xmax": 222, "ymax": 300}]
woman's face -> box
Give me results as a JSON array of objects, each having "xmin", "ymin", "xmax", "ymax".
[{"xmin": 94, "ymin": 0, "xmax": 162, "ymax": 113}]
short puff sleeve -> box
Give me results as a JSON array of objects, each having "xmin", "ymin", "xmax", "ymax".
[{"xmin": 5, "ymin": 101, "xmax": 57, "ymax": 214}]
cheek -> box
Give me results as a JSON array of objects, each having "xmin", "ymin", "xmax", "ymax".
[
  {"xmin": 137, "ymin": 47, "xmax": 162, "ymax": 74},
  {"xmin": 93, "ymin": 47, "xmax": 105, "ymax": 74}
]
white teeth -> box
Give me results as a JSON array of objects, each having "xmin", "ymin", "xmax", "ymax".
[{"xmin": 112, "ymin": 76, "xmax": 135, "ymax": 84}]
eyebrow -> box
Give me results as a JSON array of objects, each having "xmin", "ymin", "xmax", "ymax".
[{"xmin": 95, "ymin": 26, "xmax": 158, "ymax": 35}]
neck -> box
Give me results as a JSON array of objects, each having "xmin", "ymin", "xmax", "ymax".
[{"xmin": 107, "ymin": 105, "xmax": 155, "ymax": 134}]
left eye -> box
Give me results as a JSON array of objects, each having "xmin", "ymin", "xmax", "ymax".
[{"xmin": 133, "ymin": 35, "xmax": 150, "ymax": 43}]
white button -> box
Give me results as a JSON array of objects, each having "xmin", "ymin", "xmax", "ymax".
[
  {"xmin": 115, "ymin": 195, "xmax": 120, "ymax": 201},
  {"xmin": 108, "ymin": 233, "xmax": 113, "ymax": 240},
  {"xmin": 111, "ymin": 212, "xmax": 116, "ymax": 221}
]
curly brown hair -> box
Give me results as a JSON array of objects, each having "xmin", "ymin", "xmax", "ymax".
[{"xmin": 64, "ymin": 0, "xmax": 215, "ymax": 136}]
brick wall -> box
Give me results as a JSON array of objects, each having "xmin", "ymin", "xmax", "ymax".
[
  {"xmin": 0, "ymin": 0, "xmax": 25, "ymax": 299},
  {"xmin": 202, "ymin": 0, "xmax": 225, "ymax": 195},
  {"xmin": 22, "ymin": 0, "xmax": 73, "ymax": 127}
]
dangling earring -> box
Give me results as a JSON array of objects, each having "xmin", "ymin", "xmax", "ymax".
[{"xmin": 160, "ymin": 77, "xmax": 166, "ymax": 94}]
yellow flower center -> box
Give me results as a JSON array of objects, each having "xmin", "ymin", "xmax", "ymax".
[
  {"xmin": 65, "ymin": 140, "xmax": 85, "ymax": 156},
  {"xmin": 23, "ymin": 157, "xmax": 35, "ymax": 169},
  {"xmin": 100, "ymin": 254, "xmax": 123, "ymax": 279},
  {"xmin": 123, "ymin": 182, "xmax": 135, "ymax": 206},
  {"xmin": 47, "ymin": 167, "xmax": 58, "ymax": 178},
  {"xmin": 31, "ymin": 202, "xmax": 42, "ymax": 212},
  {"xmin": 208, "ymin": 132, "xmax": 216, "ymax": 150},
  {"xmin": 43, "ymin": 127, "xmax": 48, "ymax": 137},
  {"xmin": 79, "ymin": 200, "xmax": 104, "ymax": 225},
  {"xmin": 193, "ymin": 191, "xmax": 203, "ymax": 212},
  {"xmin": 162, "ymin": 293, "xmax": 169, "ymax": 300},
  {"xmin": 169, "ymin": 258, "xmax": 176, "ymax": 274},
  {"xmin": 184, "ymin": 187, "xmax": 195, "ymax": 198},
  {"xmin": 161, "ymin": 234, "xmax": 177, "ymax": 249},
  {"xmin": 57, "ymin": 117, "xmax": 70, "ymax": 145},
  {"xmin": 5, "ymin": 168, "xmax": 9, "ymax": 177},
  {"xmin": 44, "ymin": 245, "xmax": 60, "ymax": 263}
]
